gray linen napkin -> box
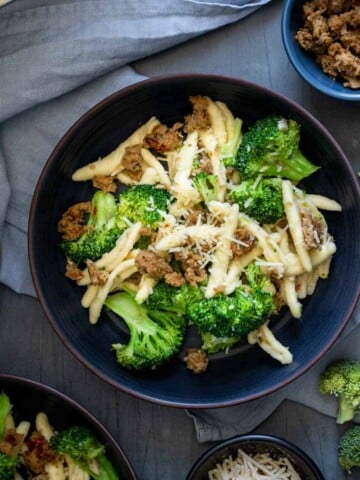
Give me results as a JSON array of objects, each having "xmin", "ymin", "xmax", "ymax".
[{"xmin": 0, "ymin": 0, "xmax": 271, "ymax": 295}]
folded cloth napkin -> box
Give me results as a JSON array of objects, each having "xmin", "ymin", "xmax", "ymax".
[
  {"xmin": 187, "ymin": 303, "xmax": 360, "ymax": 442},
  {"xmin": 0, "ymin": 0, "xmax": 271, "ymax": 295}
]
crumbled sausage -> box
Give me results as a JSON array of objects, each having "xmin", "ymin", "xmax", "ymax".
[
  {"xmin": 122, "ymin": 145, "xmax": 144, "ymax": 181},
  {"xmin": 184, "ymin": 96, "xmax": 211, "ymax": 133},
  {"xmin": 144, "ymin": 123, "xmax": 183, "ymax": 153},
  {"xmin": 23, "ymin": 431, "xmax": 58, "ymax": 474},
  {"xmin": 185, "ymin": 211, "xmax": 203, "ymax": 226},
  {"xmin": 184, "ymin": 348, "xmax": 209, "ymax": 374},
  {"xmin": 0, "ymin": 429, "xmax": 24, "ymax": 457},
  {"xmin": 57, "ymin": 202, "xmax": 91, "ymax": 241},
  {"xmin": 164, "ymin": 271, "xmax": 185, "ymax": 287},
  {"xmin": 86, "ymin": 260, "xmax": 109, "ymax": 285},
  {"xmin": 231, "ymin": 228, "xmax": 256, "ymax": 257},
  {"xmin": 296, "ymin": 0, "xmax": 360, "ymax": 88},
  {"xmin": 300, "ymin": 208, "xmax": 325, "ymax": 249},
  {"xmin": 135, "ymin": 250, "xmax": 172, "ymax": 280},
  {"xmin": 174, "ymin": 250, "xmax": 207, "ymax": 286},
  {"xmin": 65, "ymin": 259, "xmax": 84, "ymax": 281},
  {"xmin": 92, "ymin": 175, "xmax": 117, "ymax": 193}
]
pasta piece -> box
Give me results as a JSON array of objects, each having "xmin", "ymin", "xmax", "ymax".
[
  {"xmin": 206, "ymin": 203, "xmax": 239, "ymax": 298},
  {"xmin": 307, "ymin": 268, "xmax": 320, "ymax": 296},
  {"xmin": 72, "ymin": 117, "xmax": 160, "ymax": 181},
  {"xmin": 155, "ymin": 224, "xmax": 220, "ymax": 251},
  {"xmin": 45, "ymin": 462, "xmax": 66, "ymax": 480},
  {"xmin": 215, "ymin": 101, "xmax": 235, "ymax": 140},
  {"xmin": 15, "ymin": 421, "xmax": 30, "ymax": 437},
  {"xmin": 35, "ymin": 412, "xmax": 54, "ymax": 441},
  {"xmin": 309, "ymin": 240, "xmax": 336, "ymax": 267},
  {"xmin": 140, "ymin": 148, "xmax": 171, "ymax": 188},
  {"xmin": 135, "ymin": 275, "xmax": 156, "ymax": 304},
  {"xmin": 248, "ymin": 324, "xmax": 293, "ymax": 365},
  {"xmin": 206, "ymin": 97, "xmax": 227, "ymax": 146},
  {"xmin": 198, "ymin": 129, "xmax": 227, "ymax": 201},
  {"xmin": 65, "ymin": 456, "xmax": 90, "ymax": 480},
  {"xmin": 282, "ymin": 276, "xmax": 302, "ymax": 318},
  {"xmin": 5, "ymin": 414, "xmax": 15, "ymax": 431},
  {"xmin": 306, "ymin": 194, "xmax": 342, "ymax": 211},
  {"xmin": 282, "ymin": 180, "xmax": 312, "ymax": 272},
  {"xmin": 295, "ymin": 273, "xmax": 308, "ymax": 299},
  {"xmin": 224, "ymin": 246, "xmax": 262, "ymax": 295},
  {"xmin": 81, "ymin": 285, "xmax": 100, "ymax": 308},
  {"xmin": 317, "ymin": 257, "xmax": 332, "ymax": 279}
]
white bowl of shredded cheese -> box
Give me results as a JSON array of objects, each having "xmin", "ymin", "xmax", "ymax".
[{"xmin": 186, "ymin": 434, "xmax": 324, "ymax": 480}]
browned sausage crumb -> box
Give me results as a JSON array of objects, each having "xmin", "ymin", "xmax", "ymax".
[
  {"xmin": 23, "ymin": 431, "xmax": 58, "ymax": 474},
  {"xmin": 92, "ymin": 175, "xmax": 117, "ymax": 193},
  {"xmin": 164, "ymin": 271, "xmax": 185, "ymax": 287},
  {"xmin": 300, "ymin": 208, "xmax": 325, "ymax": 248},
  {"xmin": 295, "ymin": 0, "xmax": 360, "ymax": 88},
  {"xmin": 57, "ymin": 202, "xmax": 91, "ymax": 241},
  {"xmin": 184, "ymin": 96, "xmax": 211, "ymax": 133},
  {"xmin": 86, "ymin": 260, "xmax": 109, "ymax": 285},
  {"xmin": 122, "ymin": 145, "xmax": 144, "ymax": 181},
  {"xmin": 184, "ymin": 348, "xmax": 209, "ymax": 374},
  {"xmin": 65, "ymin": 259, "xmax": 84, "ymax": 281},
  {"xmin": 174, "ymin": 250, "xmax": 208, "ymax": 286},
  {"xmin": 231, "ymin": 227, "xmax": 256, "ymax": 257},
  {"xmin": 0, "ymin": 429, "xmax": 24, "ymax": 457},
  {"xmin": 135, "ymin": 250, "xmax": 172, "ymax": 280},
  {"xmin": 144, "ymin": 122, "xmax": 183, "ymax": 153}
]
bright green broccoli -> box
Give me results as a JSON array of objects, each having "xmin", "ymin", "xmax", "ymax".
[
  {"xmin": 221, "ymin": 117, "xmax": 243, "ymax": 167},
  {"xmin": 234, "ymin": 116, "xmax": 319, "ymax": 181},
  {"xmin": 117, "ymin": 184, "xmax": 170, "ymax": 229},
  {"xmin": 60, "ymin": 190, "xmax": 124, "ymax": 265},
  {"xmin": 187, "ymin": 263, "xmax": 276, "ymax": 339},
  {"xmin": 51, "ymin": 425, "xmax": 118, "ymax": 480},
  {"xmin": 200, "ymin": 331, "xmax": 242, "ymax": 355},
  {"xmin": 146, "ymin": 281, "xmax": 203, "ymax": 314},
  {"xmin": 227, "ymin": 177, "xmax": 285, "ymax": 224},
  {"xmin": 193, "ymin": 173, "xmax": 220, "ymax": 205},
  {"xmin": 338, "ymin": 426, "xmax": 360, "ymax": 473},
  {"xmin": 0, "ymin": 393, "xmax": 19, "ymax": 480},
  {"xmin": 105, "ymin": 291, "xmax": 186, "ymax": 371},
  {"xmin": 319, "ymin": 359, "xmax": 360, "ymax": 424}
]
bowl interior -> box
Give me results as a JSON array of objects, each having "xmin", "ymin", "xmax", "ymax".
[
  {"xmin": 281, "ymin": 0, "xmax": 360, "ymax": 101},
  {"xmin": 186, "ymin": 435, "xmax": 324, "ymax": 479},
  {"xmin": 0, "ymin": 375, "xmax": 137, "ymax": 480},
  {"xmin": 29, "ymin": 75, "xmax": 360, "ymax": 408}
]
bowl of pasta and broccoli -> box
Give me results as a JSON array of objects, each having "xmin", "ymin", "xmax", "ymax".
[
  {"xmin": 0, "ymin": 374, "xmax": 137, "ymax": 480},
  {"xmin": 28, "ymin": 74, "xmax": 360, "ymax": 408}
]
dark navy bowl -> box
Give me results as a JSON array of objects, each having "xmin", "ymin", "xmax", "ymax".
[
  {"xmin": 0, "ymin": 375, "xmax": 137, "ymax": 480},
  {"xmin": 186, "ymin": 434, "xmax": 325, "ymax": 479},
  {"xmin": 28, "ymin": 74, "xmax": 360, "ymax": 408},
  {"xmin": 281, "ymin": 0, "xmax": 360, "ymax": 101}
]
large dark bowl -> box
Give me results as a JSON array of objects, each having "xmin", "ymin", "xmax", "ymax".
[
  {"xmin": 186, "ymin": 434, "xmax": 324, "ymax": 479},
  {"xmin": 281, "ymin": 0, "xmax": 360, "ymax": 101},
  {"xmin": 29, "ymin": 74, "xmax": 360, "ymax": 408},
  {"xmin": 0, "ymin": 374, "xmax": 137, "ymax": 479}
]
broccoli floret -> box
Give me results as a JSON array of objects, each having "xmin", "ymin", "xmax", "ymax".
[
  {"xmin": 0, "ymin": 452, "xmax": 18, "ymax": 480},
  {"xmin": 200, "ymin": 331, "xmax": 242, "ymax": 354},
  {"xmin": 338, "ymin": 426, "xmax": 360, "ymax": 474},
  {"xmin": 227, "ymin": 177, "xmax": 285, "ymax": 224},
  {"xmin": 235, "ymin": 116, "xmax": 319, "ymax": 182},
  {"xmin": 61, "ymin": 191, "xmax": 124, "ymax": 265},
  {"xmin": 51, "ymin": 425, "xmax": 118, "ymax": 480},
  {"xmin": 0, "ymin": 393, "xmax": 11, "ymax": 438},
  {"xmin": 187, "ymin": 264, "xmax": 276, "ymax": 338},
  {"xmin": 146, "ymin": 281, "xmax": 203, "ymax": 314},
  {"xmin": 118, "ymin": 184, "xmax": 170, "ymax": 229},
  {"xmin": 105, "ymin": 291, "xmax": 186, "ymax": 371},
  {"xmin": 193, "ymin": 173, "xmax": 220, "ymax": 205},
  {"xmin": 221, "ymin": 117, "xmax": 243, "ymax": 168},
  {"xmin": 319, "ymin": 359, "xmax": 360, "ymax": 424}
]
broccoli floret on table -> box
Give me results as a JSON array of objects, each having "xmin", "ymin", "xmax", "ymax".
[
  {"xmin": 187, "ymin": 264, "xmax": 276, "ymax": 339},
  {"xmin": 235, "ymin": 116, "xmax": 319, "ymax": 182},
  {"xmin": 193, "ymin": 172, "xmax": 220, "ymax": 205},
  {"xmin": 227, "ymin": 177, "xmax": 285, "ymax": 225},
  {"xmin": 105, "ymin": 291, "xmax": 186, "ymax": 371},
  {"xmin": 118, "ymin": 184, "xmax": 170, "ymax": 229},
  {"xmin": 319, "ymin": 359, "xmax": 360, "ymax": 424},
  {"xmin": 338, "ymin": 425, "xmax": 360, "ymax": 474},
  {"xmin": 60, "ymin": 190, "xmax": 124, "ymax": 265},
  {"xmin": 51, "ymin": 425, "xmax": 118, "ymax": 480}
]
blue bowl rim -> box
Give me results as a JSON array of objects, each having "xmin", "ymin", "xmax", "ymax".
[
  {"xmin": 0, "ymin": 373, "xmax": 138, "ymax": 479},
  {"xmin": 281, "ymin": 0, "xmax": 360, "ymax": 101},
  {"xmin": 186, "ymin": 433, "xmax": 325, "ymax": 479},
  {"xmin": 28, "ymin": 73, "xmax": 360, "ymax": 409}
]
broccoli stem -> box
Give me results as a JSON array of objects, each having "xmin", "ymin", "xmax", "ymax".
[
  {"xmin": 266, "ymin": 149, "xmax": 319, "ymax": 182},
  {"xmin": 0, "ymin": 393, "xmax": 11, "ymax": 437},
  {"xmin": 92, "ymin": 453, "xmax": 119, "ymax": 480},
  {"xmin": 337, "ymin": 396, "xmax": 356, "ymax": 424}
]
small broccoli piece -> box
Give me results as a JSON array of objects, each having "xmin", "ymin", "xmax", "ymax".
[
  {"xmin": 146, "ymin": 281, "xmax": 203, "ymax": 314},
  {"xmin": 319, "ymin": 359, "xmax": 360, "ymax": 424},
  {"xmin": 235, "ymin": 116, "xmax": 319, "ymax": 182},
  {"xmin": 200, "ymin": 331, "xmax": 242, "ymax": 354},
  {"xmin": 338, "ymin": 426, "xmax": 360, "ymax": 473},
  {"xmin": 51, "ymin": 425, "xmax": 118, "ymax": 480},
  {"xmin": 61, "ymin": 191, "xmax": 124, "ymax": 265},
  {"xmin": 0, "ymin": 452, "xmax": 19, "ymax": 480},
  {"xmin": 0, "ymin": 393, "xmax": 11, "ymax": 438},
  {"xmin": 187, "ymin": 264, "xmax": 276, "ymax": 338},
  {"xmin": 227, "ymin": 177, "xmax": 285, "ymax": 224},
  {"xmin": 193, "ymin": 173, "xmax": 220, "ymax": 205},
  {"xmin": 105, "ymin": 291, "xmax": 186, "ymax": 371},
  {"xmin": 118, "ymin": 184, "xmax": 170, "ymax": 229},
  {"xmin": 221, "ymin": 117, "xmax": 243, "ymax": 167}
]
